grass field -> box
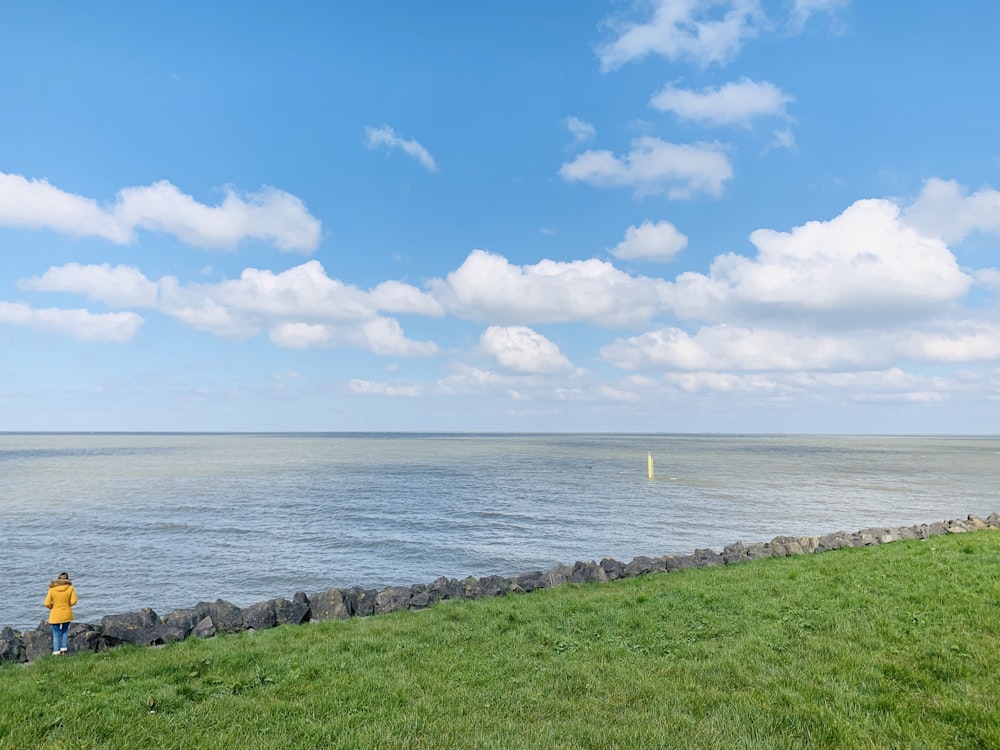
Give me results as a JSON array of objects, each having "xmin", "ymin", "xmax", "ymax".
[{"xmin": 2, "ymin": 530, "xmax": 999, "ymax": 749}]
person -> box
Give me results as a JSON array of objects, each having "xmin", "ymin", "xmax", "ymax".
[{"xmin": 44, "ymin": 572, "xmax": 78, "ymax": 655}]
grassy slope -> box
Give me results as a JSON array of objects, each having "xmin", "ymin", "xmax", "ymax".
[{"xmin": 2, "ymin": 531, "xmax": 999, "ymax": 749}]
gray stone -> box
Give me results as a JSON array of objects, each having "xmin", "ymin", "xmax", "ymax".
[
  {"xmin": 192, "ymin": 616, "xmax": 216, "ymax": 638},
  {"xmin": 668, "ymin": 554, "xmax": 697, "ymax": 571},
  {"xmin": 692, "ymin": 548, "xmax": 723, "ymax": 566},
  {"xmin": 513, "ymin": 571, "xmax": 546, "ymax": 592},
  {"xmin": 22, "ymin": 626, "xmax": 54, "ymax": 662},
  {"xmin": 163, "ymin": 607, "xmax": 202, "ymax": 638},
  {"xmin": 624, "ymin": 556, "xmax": 661, "ymax": 576},
  {"xmin": 427, "ymin": 576, "xmax": 464, "ymax": 601},
  {"xmin": 274, "ymin": 594, "xmax": 310, "ymax": 625},
  {"xmin": 344, "ymin": 587, "xmax": 377, "ymax": 617},
  {"xmin": 101, "ymin": 608, "xmax": 177, "ymax": 647},
  {"xmin": 195, "ymin": 600, "xmax": 244, "ymax": 633},
  {"xmin": 243, "ymin": 600, "xmax": 277, "ymax": 631},
  {"xmin": 309, "ymin": 588, "xmax": 351, "ymax": 621},
  {"xmin": 0, "ymin": 627, "xmax": 22, "ymax": 663},
  {"xmin": 599, "ymin": 557, "xmax": 626, "ymax": 580},
  {"xmin": 375, "ymin": 586, "xmax": 412, "ymax": 614}
]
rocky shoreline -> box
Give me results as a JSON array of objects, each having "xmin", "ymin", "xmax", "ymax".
[{"xmin": 3, "ymin": 514, "xmax": 997, "ymax": 664}]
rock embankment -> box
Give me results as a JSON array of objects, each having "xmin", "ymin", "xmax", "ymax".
[{"xmin": 2, "ymin": 514, "xmax": 996, "ymax": 663}]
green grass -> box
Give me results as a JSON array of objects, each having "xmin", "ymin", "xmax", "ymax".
[{"xmin": 3, "ymin": 531, "xmax": 1000, "ymax": 749}]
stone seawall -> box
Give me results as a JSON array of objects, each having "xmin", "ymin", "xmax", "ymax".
[{"xmin": 3, "ymin": 513, "xmax": 997, "ymax": 664}]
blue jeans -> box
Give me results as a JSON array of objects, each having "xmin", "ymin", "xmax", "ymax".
[{"xmin": 51, "ymin": 622, "xmax": 70, "ymax": 653}]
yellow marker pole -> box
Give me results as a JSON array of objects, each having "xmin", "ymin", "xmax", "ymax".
[{"xmin": 648, "ymin": 451, "xmax": 654, "ymax": 480}]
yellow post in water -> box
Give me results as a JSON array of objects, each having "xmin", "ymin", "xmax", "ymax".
[{"xmin": 648, "ymin": 451, "xmax": 654, "ymax": 480}]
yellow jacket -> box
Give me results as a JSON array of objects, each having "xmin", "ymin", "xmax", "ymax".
[{"xmin": 45, "ymin": 582, "xmax": 78, "ymax": 624}]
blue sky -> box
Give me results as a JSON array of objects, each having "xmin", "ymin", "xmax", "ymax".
[{"xmin": 2, "ymin": 1, "xmax": 999, "ymax": 433}]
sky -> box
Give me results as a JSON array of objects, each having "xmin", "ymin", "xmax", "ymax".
[{"xmin": 1, "ymin": 1, "xmax": 999, "ymax": 433}]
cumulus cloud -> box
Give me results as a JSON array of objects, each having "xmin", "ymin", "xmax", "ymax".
[
  {"xmin": 0, "ymin": 172, "xmax": 130, "ymax": 242},
  {"xmin": 649, "ymin": 78, "xmax": 792, "ymax": 126},
  {"xmin": 0, "ymin": 301, "xmax": 143, "ymax": 342},
  {"xmin": 560, "ymin": 136, "xmax": 732, "ymax": 199},
  {"xmin": 597, "ymin": 0, "xmax": 764, "ymax": 71},
  {"xmin": 365, "ymin": 125, "xmax": 439, "ymax": 172},
  {"xmin": 369, "ymin": 280, "xmax": 446, "ymax": 317},
  {"xmin": 479, "ymin": 326, "xmax": 573, "ymax": 374},
  {"xmin": 665, "ymin": 198, "xmax": 972, "ymax": 321},
  {"xmin": 20, "ymin": 260, "xmax": 440, "ymax": 355},
  {"xmin": 601, "ymin": 325, "xmax": 881, "ymax": 372},
  {"xmin": 18, "ymin": 263, "xmax": 159, "ymax": 308},
  {"xmin": 114, "ymin": 182, "xmax": 322, "ymax": 252},
  {"xmin": 0, "ymin": 172, "xmax": 321, "ymax": 252},
  {"xmin": 427, "ymin": 249, "xmax": 671, "ymax": 327},
  {"xmin": 610, "ymin": 220, "xmax": 688, "ymax": 262},
  {"xmin": 902, "ymin": 178, "xmax": 1000, "ymax": 245},
  {"xmin": 348, "ymin": 379, "xmax": 423, "ymax": 397},
  {"xmin": 896, "ymin": 322, "xmax": 1000, "ymax": 363},
  {"xmin": 601, "ymin": 318, "xmax": 1000, "ymax": 378},
  {"xmin": 565, "ymin": 116, "xmax": 596, "ymax": 144},
  {"xmin": 269, "ymin": 318, "xmax": 439, "ymax": 355}
]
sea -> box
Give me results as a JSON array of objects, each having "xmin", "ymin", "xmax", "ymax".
[{"xmin": 2, "ymin": 432, "xmax": 998, "ymax": 633}]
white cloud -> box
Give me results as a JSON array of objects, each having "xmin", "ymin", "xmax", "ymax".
[
  {"xmin": 601, "ymin": 318, "xmax": 1000, "ymax": 378},
  {"xmin": 0, "ymin": 172, "xmax": 321, "ymax": 252},
  {"xmin": 897, "ymin": 322, "xmax": 1000, "ymax": 363},
  {"xmin": 666, "ymin": 198, "xmax": 972, "ymax": 321},
  {"xmin": 767, "ymin": 128, "xmax": 796, "ymax": 151},
  {"xmin": 114, "ymin": 182, "xmax": 322, "ymax": 252},
  {"xmin": 601, "ymin": 325, "xmax": 879, "ymax": 371},
  {"xmin": 0, "ymin": 301, "xmax": 143, "ymax": 342},
  {"xmin": 649, "ymin": 78, "xmax": 792, "ymax": 126},
  {"xmin": 268, "ymin": 318, "xmax": 438, "ymax": 355},
  {"xmin": 559, "ymin": 136, "xmax": 732, "ymax": 199},
  {"xmin": 356, "ymin": 317, "xmax": 439, "ymax": 357},
  {"xmin": 790, "ymin": 0, "xmax": 850, "ymax": 31},
  {"xmin": 427, "ymin": 249, "xmax": 672, "ymax": 327},
  {"xmin": 0, "ymin": 172, "xmax": 131, "ymax": 242},
  {"xmin": 974, "ymin": 268, "xmax": 1000, "ymax": 292},
  {"xmin": 369, "ymin": 280, "xmax": 445, "ymax": 317},
  {"xmin": 610, "ymin": 220, "xmax": 688, "ymax": 262},
  {"xmin": 565, "ymin": 116, "xmax": 596, "ymax": 144},
  {"xmin": 365, "ymin": 125, "xmax": 439, "ymax": 172},
  {"xmin": 348, "ymin": 379, "xmax": 423, "ymax": 397},
  {"xmin": 18, "ymin": 263, "xmax": 159, "ymax": 308},
  {"xmin": 902, "ymin": 178, "xmax": 1000, "ymax": 245},
  {"xmin": 598, "ymin": 0, "xmax": 764, "ymax": 71},
  {"xmin": 20, "ymin": 260, "xmax": 440, "ymax": 355},
  {"xmin": 268, "ymin": 322, "xmax": 331, "ymax": 349},
  {"xmin": 480, "ymin": 326, "xmax": 573, "ymax": 374}
]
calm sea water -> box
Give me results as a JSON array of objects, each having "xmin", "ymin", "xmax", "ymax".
[{"xmin": 1, "ymin": 433, "xmax": 997, "ymax": 632}]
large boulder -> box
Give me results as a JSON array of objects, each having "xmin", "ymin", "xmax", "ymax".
[
  {"xmin": 192, "ymin": 616, "xmax": 217, "ymax": 639},
  {"xmin": 68, "ymin": 623, "xmax": 104, "ymax": 654},
  {"xmin": 309, "ymin": 588, "xmax": 351, "ymax": 621},
  {"xmin": 274, "ymin": 593, "xmax": 310, "ymax": 625},
  {"xmin": 0, "ymin": 627, "xmax": 22, "ymax": 663},
  {"xmin": 22, "ymin": 625, "xmax": 55, "ymax": 662},
  {"xmin": 101, "ymin": 608, "xmax": 184, "ymax": 647},
  {"xmin": 243, "ymin": 600, "xmax": 278, "ymax": 631},
  {"xmin": 162, "ymin": 607, "xmax": 203, "ymax": 638},
  {"xmin": 374, "ymin": 586, "xmax": 412, "ymax": 614},
  {"xmin": 195, "ymin": 600, "xmax": 244, "ymax": 633},
  {"xmin": 344, "ymin": 587, "xmax": 378, "ymax": 617}
]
